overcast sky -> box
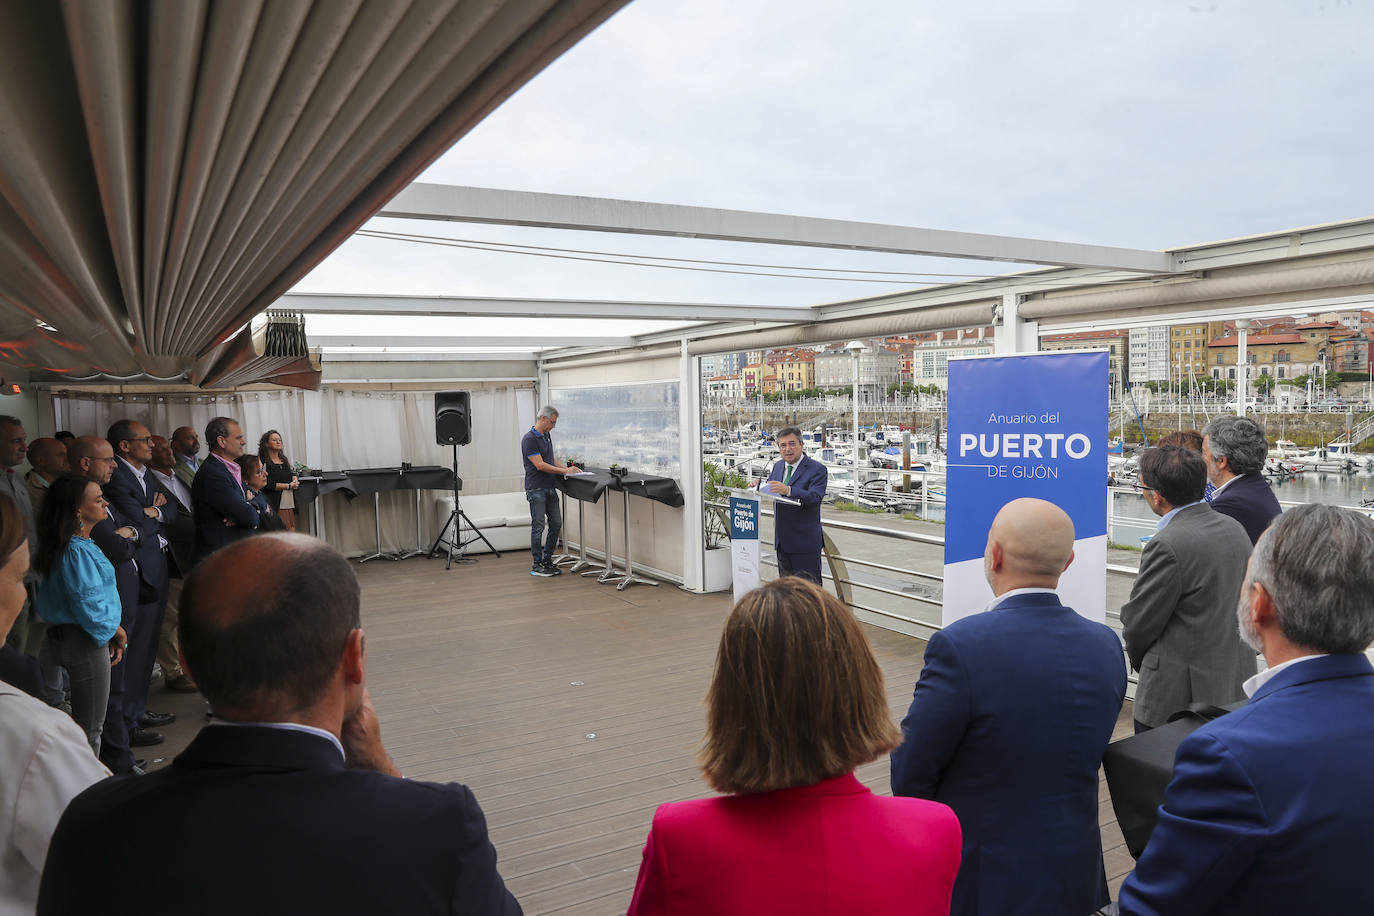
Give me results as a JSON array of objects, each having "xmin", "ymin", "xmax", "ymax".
[{"xmin": 298, "ymin": 0, "xmax": 1374, "ymax": 337}]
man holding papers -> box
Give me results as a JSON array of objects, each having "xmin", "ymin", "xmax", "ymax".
[{"xmin": 765, "ymin": 426, "xmax": 828, "ymax": 584}]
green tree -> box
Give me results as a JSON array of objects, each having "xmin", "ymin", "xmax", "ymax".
[{"xmin": 1252, "ymin": 374, "xmax": 1275, "ymax": 394}]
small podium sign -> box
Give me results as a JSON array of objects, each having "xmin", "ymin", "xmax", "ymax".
[{"xmin": 729, "ymin": 492, "xmax": 761, "ymax": 605}]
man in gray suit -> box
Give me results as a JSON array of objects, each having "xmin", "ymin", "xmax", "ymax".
[{"xmin": 1121, "ymin": 445, "xmax": 1257, "ymax": 732}]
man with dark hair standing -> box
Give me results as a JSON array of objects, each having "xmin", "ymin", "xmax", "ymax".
[
  {"xmin": 892, "ymin": 498, "xmax": 1125, "ymax": 916},
  {"xmin": 1119, "ymin": 504, "xmax": 1374, "ymax": 914},
  {"xmin": 105, "ymin": 419, "xmax": 177, "ymax": 737},
  {"xmin": 521, "ymin": 406, "xmax": 578, "ymax": 578},
  {"xmin": 39, "ymin": 533, "xmax": 522, "ymax": 916},
  {"xmin": 1201, "ymin": 415, "xmax": 1281, "ymax": 544},
  {"xmin": 0, "ymin": 417, "xmax": 35, "ymax": 647},
  {"xmin": 764, "ymin": 426, "xmax": 828, "ymax": 584},
  {"xmin": 1121, "ymin": 446, "xmax": 1256, "ymax": 732},
  {"xmin": 191, "ymin": 417, "xmax": 257, "ymax": 563}
]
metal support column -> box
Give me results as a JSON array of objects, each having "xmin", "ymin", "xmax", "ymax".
[
  {"xmin": 614, "ymin": 486, "xmax": 657, "ymax": 590},
  {"xmin": 568, "ymin": 499, "xmax": 605, "ymax": 574},
  {"xmin": 358, "ymin": 493, "xmax": 399, "ymax": 563}
]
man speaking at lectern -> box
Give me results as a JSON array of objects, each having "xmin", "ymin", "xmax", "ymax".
[{"xmin": 766, "ymin": 426, "xmax": 828, "ymax": 584}]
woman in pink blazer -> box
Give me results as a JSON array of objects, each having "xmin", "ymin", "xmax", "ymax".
[{"xmin": 627, "ymin": 577, "xmax": 961, "ymax": 916}]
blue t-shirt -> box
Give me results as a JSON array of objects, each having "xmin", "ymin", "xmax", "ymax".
[
  {"xmin": 34, "ymin": 536, "xmax": 122, "ymax": 645},
  {"xmin": 521, "ymin": 427, "xmax": 557, "ymax": 491}
]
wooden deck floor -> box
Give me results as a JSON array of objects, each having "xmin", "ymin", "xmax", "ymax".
[{"xmin": 146, "ymin": 551, "xmax": 1137, "ymax": 915}]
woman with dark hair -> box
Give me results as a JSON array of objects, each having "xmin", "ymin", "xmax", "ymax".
[
  {"xmin": 627, "ymin": 577, "xmax": 962, "ymax": 915},
  {"xmin": 236, "ymin": 455, "xmax": 286, "ymax": 533},
  {"xmin": 0, "ymin": 489, "xmax": 108, "ymax": 909},
  {"xmin": 257, "ymin": 430, "xmax": 299, "ymax": 531},
  {"xmin": 33, "ymin": 476, "xmax": 126, "ymax": 754}
]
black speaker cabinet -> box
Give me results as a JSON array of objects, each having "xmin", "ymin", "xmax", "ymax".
[{"xmin": 434, "ymin": 391, "xmax": 472, "ymax": 446}]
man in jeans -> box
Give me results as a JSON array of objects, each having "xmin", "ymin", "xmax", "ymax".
[{"xmin": 521, "ymin": 406, "xmax": 580, "ymax": 577}]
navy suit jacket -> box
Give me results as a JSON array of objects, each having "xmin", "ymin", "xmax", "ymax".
[
  {"xmin": 1208, "ymin": 473, "xmax": 1281, "ymax": 545},
  {"xmin": 891, "ymin": 592, "xmax": 1127, "ymax": 916},
  {"xmin": 89, "ymin": 505, "xmax": 141, "ymax": 627},
  {"xmin": 38, "ymin": 725, "xmax": 522, "ymax": 915},
  {"xmin": 191, "ymin": 455, "xmax": 258, "ymax": 563},
  {"xmin": 766, "ymin": 454, "xmax": 828, "ymax": 553},
  {"xmin": 105, "ymin": 460, "xmax": 172, "ymax": 600},
  {"xmin": 1119, "ymin": 653, "xmax": 1374, "ymax": 915}
]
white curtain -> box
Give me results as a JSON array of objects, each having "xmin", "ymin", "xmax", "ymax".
[
  {"xmin": 50, "ymin": 385, "xmax": 533, "ymax": 558},
  {"xmin": 316, "ymin": 387, "xmax": 534, "ymax": 557},
  {"xmin": 51, "ymin": 389, "xmax": 308, "ymax": 462}
]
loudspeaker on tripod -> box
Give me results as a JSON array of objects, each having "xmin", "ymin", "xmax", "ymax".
[{"xmin": 435, "ymin": 391, "xmax": 471, "ymax": 446}]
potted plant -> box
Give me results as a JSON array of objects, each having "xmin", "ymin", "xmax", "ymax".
[{"xmin": 702, "ymin": 463, "xmax": 747, "ymax": 591}]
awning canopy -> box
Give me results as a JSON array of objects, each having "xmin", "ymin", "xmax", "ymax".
[{"xmin": 0, "ymin": 0, "xmax": 627, "ymax": 383}]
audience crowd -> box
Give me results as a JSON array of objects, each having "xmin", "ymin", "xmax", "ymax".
[{"xmin": 0, "ymin": 411, "xmax": 1371, "ymax": 915}]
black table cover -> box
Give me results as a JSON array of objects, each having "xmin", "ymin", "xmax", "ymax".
[
  {"xmin": 612, "ymin": 470, "xmax": 684, "ymax": 508},
  {"xmin": 558, "ymin": 468, "xmax": 616, "ymax": 503},
  {"xmin": 339, "ymin": 466, "xmax": 460, "ymax": 500},
  {"xmin": 296, "ymin": 473, "xmax": 355, "ymax": 507},
  {"xmin": 398, "ymin": 465, "xmax": 457, "ymax": 492}
]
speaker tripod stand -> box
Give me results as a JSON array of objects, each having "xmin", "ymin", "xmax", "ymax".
[{"xmin": 428, "ymin": 443, "xmax": 500, "ymax": 570}]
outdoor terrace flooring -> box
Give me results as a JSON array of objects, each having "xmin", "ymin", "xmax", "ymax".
[{"xmin": 148, "ymin": 550, "xmax": 1137, "ymax": 915}]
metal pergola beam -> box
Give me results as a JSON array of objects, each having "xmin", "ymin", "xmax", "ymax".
[
  {"xmin": 379, "ymin": 183, "xmax": 1178, "ymax": 273},
  {"xmin": 311, "ymin": 335, "xmax": 634, "ymax": 349},
  {"xmin": 318, "ymin": 349, "xmax": 536, "ymax": 361},
  {"xmin": 284, "ymin": 292, "xmax": 812, "ymax": 322}
]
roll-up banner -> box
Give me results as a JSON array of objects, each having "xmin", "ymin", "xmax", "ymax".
[
  {"xmin": 729, "ymin": 492, "xmax": 761, "ymax": 604},
  {"xmin": 943, "ymin": 350, "xmax": 1108, "ymax": 626}
]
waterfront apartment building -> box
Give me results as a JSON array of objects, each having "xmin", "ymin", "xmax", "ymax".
[
  {"xmin": 766, "ymin": 348, "xmax": 816, "ymax": 392},
  {"xmin": 1206, "ymin": 325, "xmax": 1332, "ymax": 382},
  {"xmin": 700, "ymin": 352, "xmax": 748, "ymax": 383},
  {"xmin": 705, "ymin": 373, "xmax": 744, "ymax": 401},
  {"xmin": 1128, "ymin": 326, "xmax": 1170, "ymax": 384},
  {"xmin": 1039, "ymin": 328, "xmax": 1130, "ymax": 389},
  {"xmin": 741, "ymin": 362, "xmax": 777, "ymax": 396},
  {"xmin": 903, "ymin": 328, "xmax": 995, "ymax": 389},
  {"xmin": 1168, "ymin": 322, "xmax": 1211, "ymax": 384},
  {"xmin": 813, "ymin": 341, "xmax": 901, "ymax": 399}
]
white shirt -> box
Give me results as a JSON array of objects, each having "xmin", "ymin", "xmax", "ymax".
[
  {"xmin": 982, "ymin": 586, "xmax": 1058, "ymax": 614},
  {"xmin": 149, "ymin": 467, "xmax": 192, "ymax": 515},
  {"xmin": 1242, "ymin": 653, "xmax": 1328, "ymax": 697},
  {"xmin": 1209, "ymin": 474, "xmax": 1240, "ymax": 500},
  {"xmin": 117, "ymin": 456, "xmax": 168, "ymax": 549},
  {"xmin": 0, "ymin": 684, "xmax": 109, "ymax": 915}
]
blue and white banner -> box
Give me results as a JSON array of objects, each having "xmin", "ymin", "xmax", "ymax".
[
  {"xmin": 729, "ymin": 492, "xmax": 761, "ymax": 604},
  {"xmin": 943, "ymin": 351, "xmax": 1108, "ymax": 626}
]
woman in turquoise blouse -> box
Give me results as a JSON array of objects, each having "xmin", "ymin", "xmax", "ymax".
[{"xmin": 35, "ymin": 477, "xmax": 126, "ymax": 754}]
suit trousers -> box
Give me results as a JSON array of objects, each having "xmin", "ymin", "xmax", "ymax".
[
  {"xmin": 100, "ymin": 655, "xmax": 134, "ymax": 772},
  {"xmin": 123, "ymin": 586, "xmax": 168, "ymax": 726},
  {"xmin": 777, "ymin": 549, "xmax": 822, "ymax": 584}
]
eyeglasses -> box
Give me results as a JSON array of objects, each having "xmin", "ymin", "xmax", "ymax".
[
  {"xmin": 126, "ymin": 436, "xmax": 153, "ymax": 444},
  {"xmin": 1132, "ymin": 481, "xmax": 1158, "ymax": 493}
]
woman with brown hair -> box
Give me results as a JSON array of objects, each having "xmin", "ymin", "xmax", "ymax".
[
  {"xmin": 33, "ymin": 476, "xmax": 126, "ymax": 754},
  {"xmin": 257, "ymin": 430, "xmax": 299, "ymax": 531},
  {"xmin": 627, "ymin": 577, "xmax": 962, "ymax": 915}
]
